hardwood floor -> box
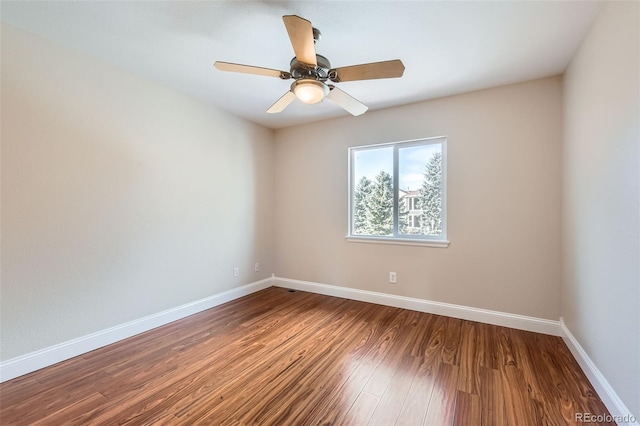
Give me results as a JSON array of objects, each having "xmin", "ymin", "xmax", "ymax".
[{"xmin": 0, "ymin": 287, "xmax": 612, "ymax": 425}]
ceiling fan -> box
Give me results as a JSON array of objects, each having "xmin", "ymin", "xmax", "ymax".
[{"xmin": 214, "ymin": 15, "xmax": 405, "ymax": 116}]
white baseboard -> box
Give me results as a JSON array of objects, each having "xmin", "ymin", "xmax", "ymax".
[
  {"xmin": 274, "ymin": 277, "xmax": 560, "ymax": 336},
  {"xmin": 0, "ymin": 277, "xmax": 273, "ymax": 383},
  {"xmin": 560, "ymin": 320, "xmax": 639, "ymax": 425}
]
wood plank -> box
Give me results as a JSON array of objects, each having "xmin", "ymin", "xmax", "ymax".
[
  {"xmin": 497, "ymin": 325, "xmax": 518, "ymax": 368},
  {"xmin": 420, "ymin": 314, "xmax": 448, "ymax": 363},
  {"xmin": 30, "ymin": 393, "xmax": 109, "ymax": 426},
  {"xmin": 368, "ymin": 354, "xmax": 422, "ymax": 425},
  {"xmin": 452, "ymin": 390, "xmax": 480, "ymax": 426},
  {"xmin": 479, "ymin": 366, "xmax": 507, "ymax": 426},
  {"xmin": 407, "ymin": 312, "xmax": 437, "ymax": 358},
  {"xmin": 507, "ymin": 328, "xmax": 545, "ymax": 401},
  {"xmin": 0, "ymin": 377, "xmax": 43, "ymax": 408},
  {"xmin": 363, "ymin": 316, "xmax": 422, "ymax": 396},
  {"xmin": 441, "ymin": 317, "xmax": 462, "ymax": 365},
  {"xmin": 0, "ymin": 370, "xmax": 111, "ymax": 425},
  {"xmin": 501, "ymin": 366, "xmax": 538, "ymax": 426},
  {"xmin": 477, "ymin": 323, "xmax": 499, "ymax": 370},
  {"xmin": 424, "ymin": 362, "xmax": 459, "ymax": 426},
  {"xmin": 340, "ymin": 391, "xmax": 379, "ymax": 426},
  {"xmin": 395, "ymin": 357, "xmax": 439, "ymax": 426},
  {"xmin": 455, "ymin": 320, "xmax": 480, "ymax": 394}
]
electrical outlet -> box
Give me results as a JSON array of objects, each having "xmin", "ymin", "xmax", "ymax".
[
  {"xmin": 389, "ymin": 272, "xmax": 397, "ymax": 283},
  {"xmin": 254, "ymin": 263, "xmax": 260, "ymax": 272},
  {"xmin": 233, "ymin": 267, "xmax": 239, "ymax": 277}
]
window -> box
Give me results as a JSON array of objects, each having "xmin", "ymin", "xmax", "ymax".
[
  {"xmin": 407, "ymin": 197, "xmax": 419, "ymax": 211},
  {"xmin": 347, "ymin": 137, "xmax": 448, "ymax": 247}
]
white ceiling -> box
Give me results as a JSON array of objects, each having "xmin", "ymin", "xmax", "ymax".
[{"xmin": 1, "ymin": 1, "xmax": 603, "ymax": 129}]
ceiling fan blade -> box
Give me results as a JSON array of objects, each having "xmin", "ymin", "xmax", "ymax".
[
  {"xmin": 326, "ymin": 86, "xmax": 368, "ymax": 116},
  {"xmin": 329, "ymin": 59, "xmax": 405, "ymax": 83},
  {"xmin": 214, "ymin": 61, "xmax": 290, "ymax": 79},
  {"xmin": 267, "ymin": 91, "xmax": 297, "ymax": 114},
  {"xmin": 282, "ymin": 15, "xmax": 317, "ymax": 66}
]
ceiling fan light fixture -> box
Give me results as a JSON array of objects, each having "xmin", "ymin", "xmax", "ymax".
[{"xmin": 292, "ymin": 79, "xmax": 328, "ymax": 104}]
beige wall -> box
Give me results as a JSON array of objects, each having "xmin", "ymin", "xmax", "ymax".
[
  {"xmin": 563, "ymin": 1, "xmax": 639, "ymax": 418},
  {"xmin": 0, "ymin": 24, "xmax": 275, "ymax": 361},
  {"xmin": 274, "ymin": 76, "xmax": 563, "ymax": 320}
]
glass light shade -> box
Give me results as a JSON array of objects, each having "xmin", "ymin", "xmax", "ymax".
[{"xmin": 292, "ymin": 79, "xmax": 328, "ymax": 104}]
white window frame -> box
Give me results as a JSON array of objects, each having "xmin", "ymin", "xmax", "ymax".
[{"xmin": 346, "ymin": 136, "xmax": 449, "ymax": 248}]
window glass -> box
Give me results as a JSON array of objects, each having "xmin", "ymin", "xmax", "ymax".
[{"xmin": 352, "ymin": 146, "xmax": 393, "ymax": 236}]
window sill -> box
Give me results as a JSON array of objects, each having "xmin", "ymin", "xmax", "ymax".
[{"xmin": 345, "ymin": 236, "xmax": 450, "ymax": 248}]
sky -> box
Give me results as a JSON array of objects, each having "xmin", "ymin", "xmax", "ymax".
[{"xmin": 353, "ymin": 143, "xmax": 441, "ymax": 191}]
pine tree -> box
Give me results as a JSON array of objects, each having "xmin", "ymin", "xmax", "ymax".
[
  {"xmin": 353, "ymin": 176, "xmax": 373, "ymax": 234},
  {"xmin": 419, "ymin": 152, "xmax": 442, "ymax": 235},
  {"xmin": 368, "ymin": 171, "xmax": 394, "ymax": 236},
  {"xmin": 398, "ymin": 191, "xmax": 409, "ymax": 234}
]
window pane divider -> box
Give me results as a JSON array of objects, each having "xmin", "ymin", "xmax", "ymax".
[{"xmin": 392, "ymin": 144, "xmax": 399, "ymax": 236}]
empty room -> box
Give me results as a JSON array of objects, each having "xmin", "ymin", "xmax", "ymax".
[{"xmin": 1, "ymin": 1, "xmax": 638, "ymax": 425}]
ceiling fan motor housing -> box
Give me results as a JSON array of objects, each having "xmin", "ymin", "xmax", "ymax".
[{"xmin": 289, "ymin": 54, "xmax": 331, "ymax": 81}]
